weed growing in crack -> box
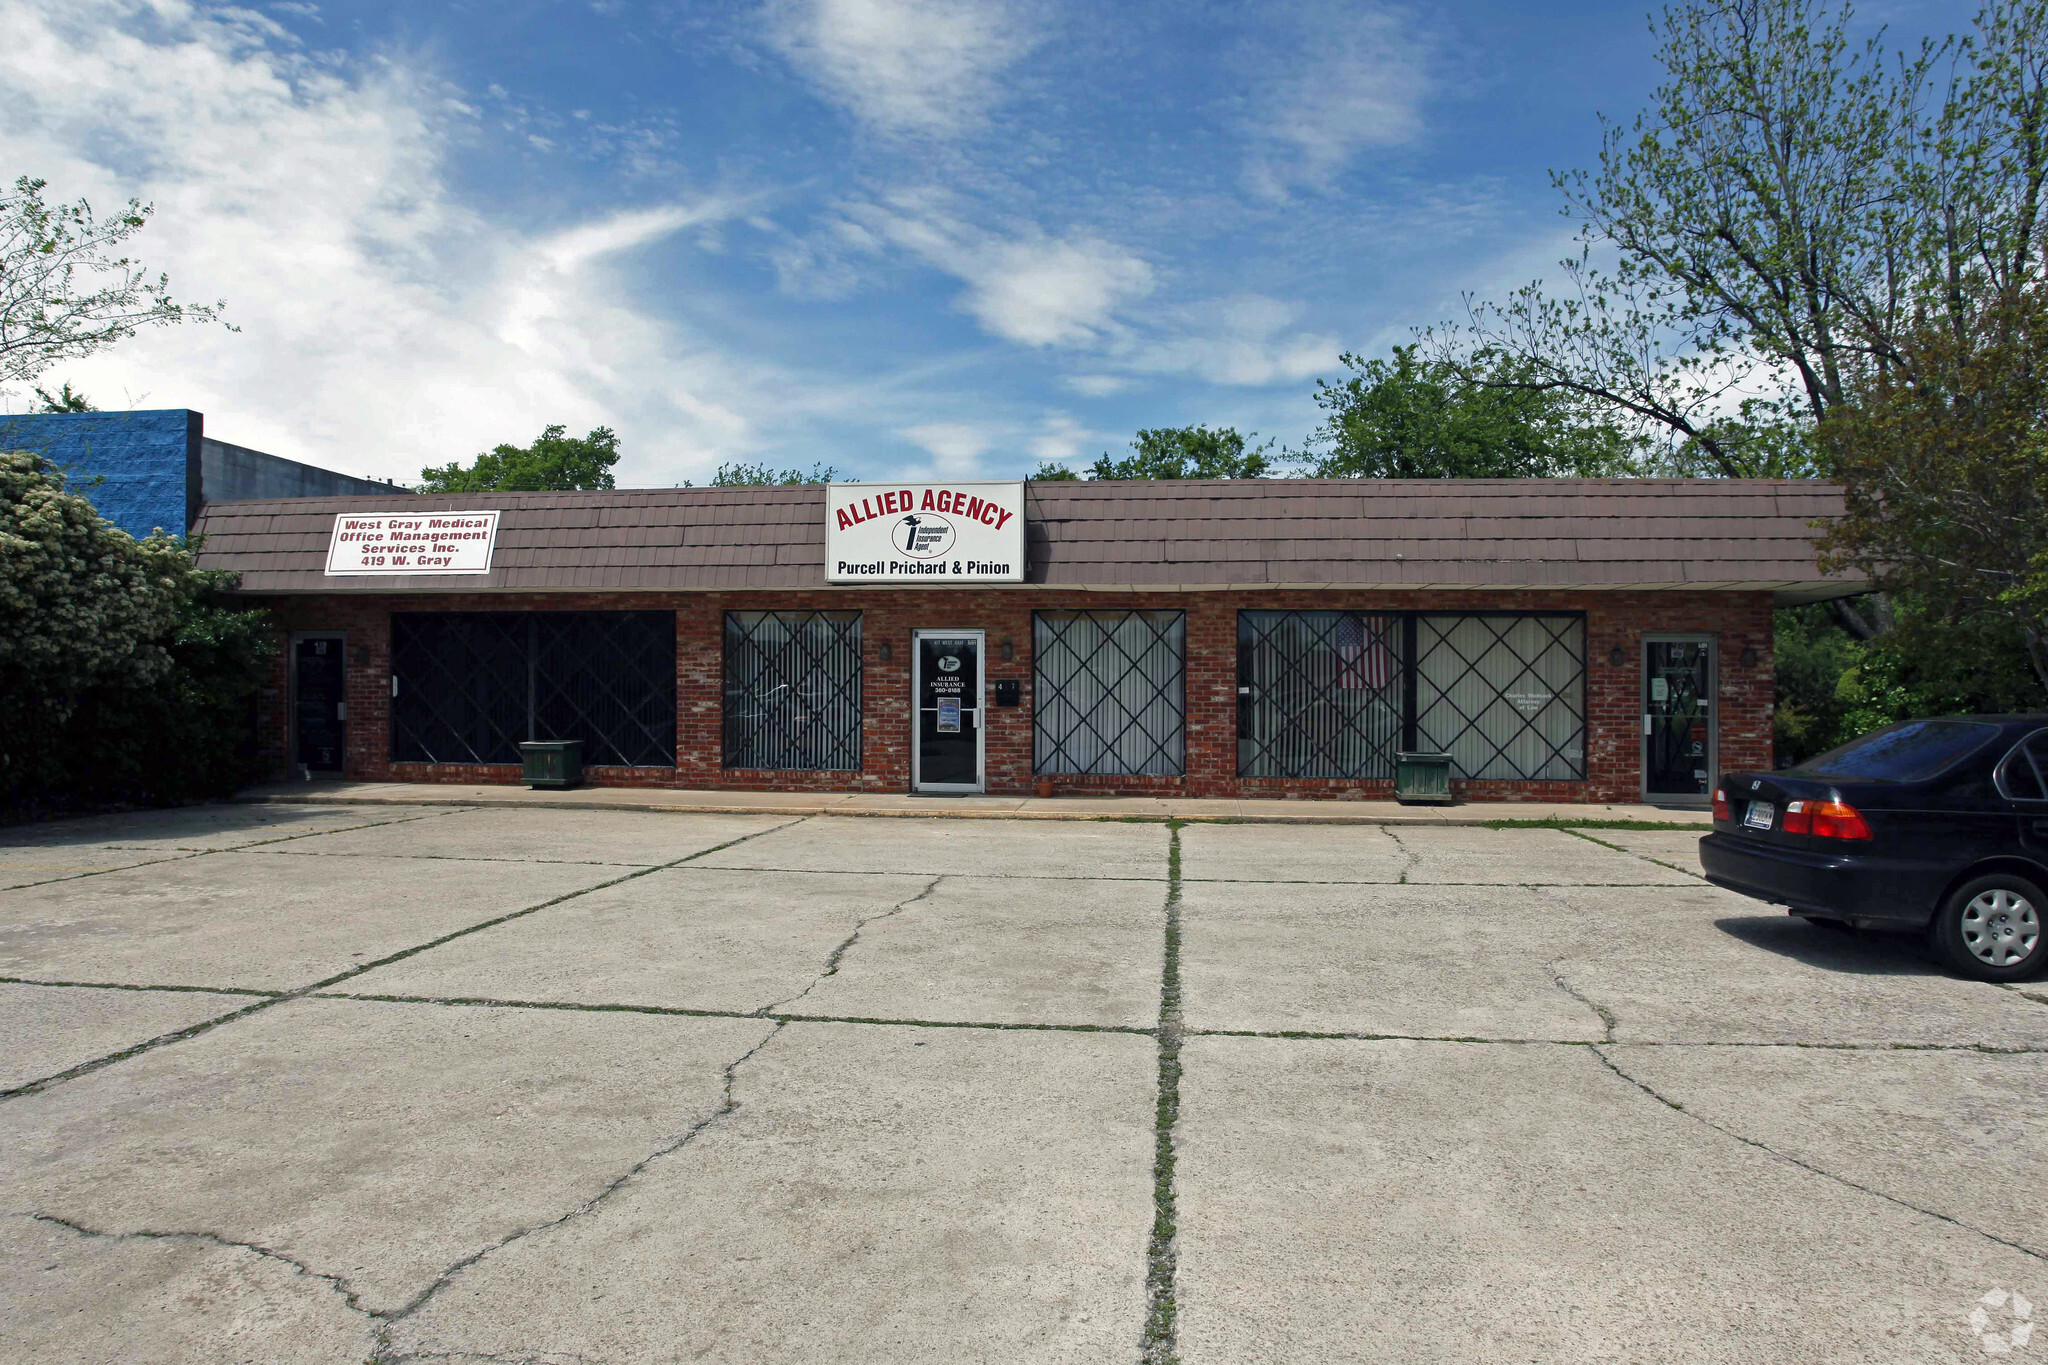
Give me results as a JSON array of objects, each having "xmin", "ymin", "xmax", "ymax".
[{"xmin": 1141, "ymin": 821, "xmax": 1185, "ymax": 1365}]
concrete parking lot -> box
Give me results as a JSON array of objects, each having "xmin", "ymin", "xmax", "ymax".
[{"xmin": 2, "ymin": 804, "xmax": 2045, "ymax": 1362}]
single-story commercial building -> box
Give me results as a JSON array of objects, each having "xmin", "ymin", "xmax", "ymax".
[
  {"xmin": 2, "ymin": 408, "xmax": 405, "ymax": 540},
  {"xmin": 190, "ymin": 478, "xmax": 1861, "ymax": 805}
]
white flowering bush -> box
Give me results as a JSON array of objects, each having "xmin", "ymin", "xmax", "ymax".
[{"xmin": 1, "ymin": 450, "xmax": 272, "ymax": 810}]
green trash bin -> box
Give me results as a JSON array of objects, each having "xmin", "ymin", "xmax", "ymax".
[
  {"xmin": 519, "ymin": 740, "xmax": 584, "ymax": 790},
  {"xmin": 1395, "ymin": 750, "xmax": 1453, "ymax": 805}
]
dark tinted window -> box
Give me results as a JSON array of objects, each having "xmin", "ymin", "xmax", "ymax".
[
  {"xmin": 1791, "ymin": 720, "xmax": 2000, "ymax": 783},
  {"xmin": 2004, "ymin": 732, "xmax": 2048, "ymax": 800}
]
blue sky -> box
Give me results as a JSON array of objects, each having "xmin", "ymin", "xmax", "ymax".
[{"xmin": 0, "ymin": 0, "xmax": 1967, "ymax": 486}]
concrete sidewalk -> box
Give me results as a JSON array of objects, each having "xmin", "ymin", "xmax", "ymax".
[{"xmin": 238, "ymin": 779, "xmax": 1712, "ymax": 827}]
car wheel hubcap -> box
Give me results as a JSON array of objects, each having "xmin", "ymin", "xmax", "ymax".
[{"xmin": 1961, "ymin": 890, "xmax": 2041, "ymax": 967}]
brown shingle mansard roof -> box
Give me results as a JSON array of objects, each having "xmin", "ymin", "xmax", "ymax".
[{"xmin": 188, "ymin": 477, "xmax": 1862, "ymax": 604}]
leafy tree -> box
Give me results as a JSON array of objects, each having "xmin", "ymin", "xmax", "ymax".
[
  {"xmin": 705, "ymin": 461, "xmax": 839, "ymax": 486},
  {"xmin": 0, "ymin": 450, "xmax": 273, "ymax": 809},
  {"xmin": 1774, "ymin": 599, "xmax": 2045, "ymax": 763},
  {"xmin": 1298, "ymin": 346, "xmax": 1644, "ymax": 478},
  {"xmin": 418, "ymin": 424, "xmax": 621, "ymax": 493},
  {"xmin": 0, "ymin": 176, "xmax": 226, "ymax": 394},
  {"xmin": 1816, "ymin": 287, "xmax": 2048, "ymax": 690},
  {"xmin": 1441, "ymin": 0, "xmax": 2048, "ymax": 482},
  {"xmin": 32, "ymin": 381, "xmax": 93, "ymax": 412},
  {"xmin": 1028, "ymin": 461, "xmax": 1080, "ymax": 481},
  {"xmin": 1089, "ymin": 425, "xmax": 1273, "ymax": 480}
]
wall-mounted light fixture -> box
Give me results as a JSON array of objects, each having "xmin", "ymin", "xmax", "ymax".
[
  {"xmin": 1000, "ymin": 638, "xmax": 1015, "ymax": 661},
  {"xmin": 878, "ymin": 640, "xmax": 893, "ymax": 663},
  {"xmin": 1741, "ymin": 643, "xmax": 1759, "ymax": 667},
  {"xmin": 1609, "ymin": 644, "xmax": 1627, "ymax": 667}
]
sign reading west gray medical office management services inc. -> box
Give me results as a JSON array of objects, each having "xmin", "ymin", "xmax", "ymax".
[
  {"xmin": 826, "ymin": 482, "xmax": 1025, "ymax": 583},
  {"xmin": 325, "ymin": 511, "xmax": 500, "ymax": 575}
]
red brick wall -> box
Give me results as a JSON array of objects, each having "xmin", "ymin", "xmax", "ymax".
[{"xmin": 249, "ymin": 588, "xmax": 1774, "ymax": 803}]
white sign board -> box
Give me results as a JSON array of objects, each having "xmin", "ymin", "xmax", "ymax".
[
  {"xmin": 826, "ymin": 482, "xmax": 1025, "ymax": 583},
  {"xmin": 324, "ymin": 511, "xmax": 500, "ymax": 576}
]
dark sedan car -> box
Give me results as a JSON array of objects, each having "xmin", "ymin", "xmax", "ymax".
[{"xmin": 1699, "ymin": 716, "xmax": 2048, "ymax": 981}]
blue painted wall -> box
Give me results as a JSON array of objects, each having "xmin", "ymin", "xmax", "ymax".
[
  {"xmin": 0, "ymin": 410, "xmax": 407, "ymax": 540},
  {"xmin": 0, "ymin": 409, "xmax": 201, "ymax": 540}
]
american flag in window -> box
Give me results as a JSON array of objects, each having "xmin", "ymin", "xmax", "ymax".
[{"xmin": 1337, "ymin": 614, "xmax": 1397, "ymax": 691}]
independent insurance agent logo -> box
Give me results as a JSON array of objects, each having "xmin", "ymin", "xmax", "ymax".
[{"xmin": 895, "ymin": 512, "xmax": 956, "ymax": 559}]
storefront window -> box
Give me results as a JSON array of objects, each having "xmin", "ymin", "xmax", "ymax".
[
  {"xmin": 1237, "ymin": 611, "xmax": 1586, "ymax": 782},
  {"xmin": 390, "ymin": 611, "xmax": 676, "ymax": 767},
  {"xmin": 1415, "ymin": 615, "xmax": 1585, "ymax": 781},
  {"xmin": 723, "ymin": 611, "xmax": 863, "ymax": 771},
  {"xmin": 1237, "ymin": 611, "xmax": 1406, "ymax": 779},
  {"xmin": 1032, "ymin": 611, "xmax": 1186, "ymax": 776}
]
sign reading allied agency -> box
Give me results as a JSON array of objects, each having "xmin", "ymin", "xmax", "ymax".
[
  {"xmin": 325, "ymin": 511, "xmax": 500, "ymax": 576},
  {"xmin": 826, "ymin": 482, "xmax": 1025, "ymax": 583}
]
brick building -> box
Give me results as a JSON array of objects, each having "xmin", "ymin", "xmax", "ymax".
[{"xmin": 189, "ymin": 478, "xmax": 1862, "ymax": 805}]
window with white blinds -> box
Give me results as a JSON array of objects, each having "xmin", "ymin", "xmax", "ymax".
[
  {"xmin": 1032, "ymin": 611, "xmax": 1186, "ymax": 776},
  {"xmin": 1415, "ymin": 615, "xmax": 1586, "ymax": 781},
  {"xmin": 722, "ymin": 611, "xmax": 863, "ymax": 771},
  {"xmin": 1236, "ymin": 611, "xmax": 1586, "ymax": 782}
]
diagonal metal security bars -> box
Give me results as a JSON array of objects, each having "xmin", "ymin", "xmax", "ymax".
[
  {"xmin": 1237, "ymin": 611, "xmax": 1406, "ymax": 779},
  {"xmin": 390, "ymin": 611, "xmax": 676, "ymax": 767},
  {"xmin": 1237, "ymin": 611, "xmax": 1585, "ymax": 781},
  {"xmin": 1033, "ymin": 610, "xmax": 1187, "ymax": 776},
  {"xmin": 1414, "ymin": 614, "xmax": 1586, "ymax": 782},
  {"xmin": 722, "ymin": 611, "xmax": 863, "ymax": 771}
]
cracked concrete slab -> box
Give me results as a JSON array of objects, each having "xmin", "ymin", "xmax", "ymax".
[
  {"xmin": 385, "ymin": 1021, "xmax": 1154, "ymax": 1365},
  {"xmin": 0, "ymin": 803, "xmax": 448, "ymax": 852},
  {"xmin": 0, "ymin": 983, "xmax": 258, "ymax": 1091},
  {"xmin": 1179, "ymin": 823, "xmax": 1409, "ymax": 884},
  {"xmin": 1176, "ymin": 1035, "xmax": 2043, "ymax": 1364},
  {"xmin": 0, "ymin": 852, "xmax": 623, "ymax": 991},
  {"xmin": 1552, "ymin": 886, "xmax": 2048, "ymax": 1046},
  {"xmin": 1394, "ymin": 824, "xmax": 1700, "ymax": 885},
  {"xmin": 690, "ymin": 813, "xmax": 1171, "ymax": 879},
  {"xmin": 256, "ymin": 807, "xmax": 793, "ymax": 868},
  {"xmin": 0, "ymin": 1211, "xmax": 377, "ymax": 1364},
  {"xmin": 1577, "ymin": 827, "xmax": 1708, "ymax": 874},
  {"xmin": 346, "ymin": 866, "xmax": 937, "ymax": 1013},
  {"xmin": 0, "ymin": 845, "xmax": 177, "ymax": 889},
  {"xmin": 1183, "ymin": 822, "xmax": 1694, "ymax": 885},
  {"xmin": 1180, "ymin": 881, "xmax": 1608, "ymax": 1039},
  {"xmin": 795, "ymin": 874, "xmax": 1166, "ymax": 1028},
  {"xmin": 1604, "ymin": 1044, "xmax": 2048, "ymax": 1253},
  {"xmin": 0, "ymin": 996, "xmax": 773, "ymax": 1316}
]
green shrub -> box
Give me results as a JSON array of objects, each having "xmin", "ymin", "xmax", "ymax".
[
  {"xmin": 1, "ymin": 450, "xmax": 275, "ymax": 814},
  {"xmin": 1773, "ymin": 599, "xmax": 2046, "ymax": 767}
]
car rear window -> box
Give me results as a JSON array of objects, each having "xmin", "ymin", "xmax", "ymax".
[{"xmin": 1791, "ymin": 720, "xmax": 2001, "ymax": 783}]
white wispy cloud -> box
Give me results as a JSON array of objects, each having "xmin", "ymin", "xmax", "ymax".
[
  {"xmin": 1025, "ymin": 411, "xmax": 1097, "ymax": 463},
  {"xmin": 0, "ymin": 0, "xmax": 807, "ymax": 485},
  {"xmin": 895, "ymin": 409, "xmax": 1108, "ymax": 478},
  {"xmin": 1241, "ymin": 1, "xmax": 1433, "ymax": 199},
  {"xmin": 763, "ymin": 0, "xmax": 1041, "ymax": 138},
  {"xmin": 822, "ymin": 192, "xmax": 1156, "ymax": 347},
  {"xmin": 1120, "ymin": 294, "xmax": 1338, "ymax": 386}
]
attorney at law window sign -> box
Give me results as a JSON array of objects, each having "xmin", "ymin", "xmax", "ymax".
[
  {"xmin": 325, "ymin": 511, "xmax": 500, "ymax": 575},
  {"xmin": 827, "ymin": 482, "xmax": 1025, "ymax": 583}
]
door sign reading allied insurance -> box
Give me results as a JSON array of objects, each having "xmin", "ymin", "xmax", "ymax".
[
  {"xmin": 326, "ymin": 512, "xmax": 500, "ymax": 575},
  {"xmin": 827, "ymin": 483, "xmax": 1025, "ymax": 583}
]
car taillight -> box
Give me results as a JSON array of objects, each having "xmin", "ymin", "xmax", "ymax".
[
  {"xmin": 1712, "ymin": 788, "xmax": 1730, "ymax": 821},
  {"xmin": 1782, "ymin": 800, "xmax": 1811, "ymax": 835},
  {"xmin": 1807, "ymin": 800, "xmax": 1872, "ymax": 840}
]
